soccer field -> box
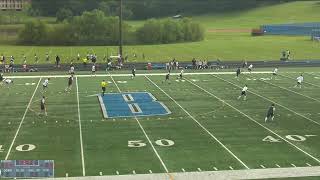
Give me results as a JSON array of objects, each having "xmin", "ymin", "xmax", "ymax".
[{"xmin": 1, "ymin": 68, "xmax": 320, "ymax": 179}]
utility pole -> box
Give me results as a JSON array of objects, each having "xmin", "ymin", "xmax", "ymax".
[{"xmin": 119, "ymin": 0, "xmax": 123, "ymax": 62}]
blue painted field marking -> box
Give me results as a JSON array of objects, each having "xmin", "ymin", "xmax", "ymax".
[{"xmin": 98, "ymin": 92, "xmax": 171, "ymax": 118}]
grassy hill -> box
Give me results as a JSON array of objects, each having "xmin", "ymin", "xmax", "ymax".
[{"xmin": 1, "ymin": 1, "xmax": 320, "ymax": 63}]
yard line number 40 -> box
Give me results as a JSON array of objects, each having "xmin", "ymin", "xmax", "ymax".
[
  {"xmin": 128, "ymin": 139, "xmax": 174, "ymax": 148},
  {"xmin": 263, "ymin": 135, "xmax": 317, "ymax": 143}
]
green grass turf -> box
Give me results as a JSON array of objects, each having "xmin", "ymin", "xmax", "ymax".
[
  {"xmin": 0, "ymin": 67, "xmax": 320, "ymax": 178},
  {"xmin": 1, "ymin": 1, "xmax": 320, "ymax": 63}
]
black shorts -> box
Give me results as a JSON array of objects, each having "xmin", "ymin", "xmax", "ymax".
[
  {"xmin": 68, "ymin": 82, "xmax": 72, "ymax": 86},
  {"xmin": 102, "ymin": 87, "xmax": 106, "ymax": 92},
  {"xmin": 273, "ymin": 73, "xmax": 277, "ymax": 76},
  {"xmin": 43, "ymin": 85, "xmax": 47, "ymax": 89},
  {"xmin": 248, "ymin": 68, "xmax": 252, "ymax": 71},
  {"xmin": 41, "ymin": 105, "xmax": 45, "ymax": 110},
  {"xmin": 132, "ymin": 73, "xmax": 136, "ymax": 77},
  {"xmin": 241, "ymin": 91, "xmax": 246, "ymax": 96},
  {"xmin": 297, "ymin": 82, "xmax": 301, "ymax": 85}
]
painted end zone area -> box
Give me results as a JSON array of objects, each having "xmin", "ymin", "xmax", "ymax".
[{"xmin": 98, "ymin": 92, "xmax": 171, "ymax": 118}]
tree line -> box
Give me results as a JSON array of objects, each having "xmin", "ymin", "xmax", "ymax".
[
  {"xmin": 29, "ymin": 0, "xmax": 286, "ymax": 20},
  {"xmin": 18, "ymin": 10, "xmax": 204, "ymax": 45}
]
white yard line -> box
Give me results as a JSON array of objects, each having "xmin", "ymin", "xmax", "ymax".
[
  {"xmin": 76, "ymin": 77, "xmax": 86, "ymax": 176},
  {"xmin": 280, "ymin": 74, "xmax": 320, "ymax": 88},
  {"xmin": 109, "ymin": 75, "xmax": 170, "ymax": 174},
  {"xmin": 256, "ymin": 76, "xmax": 320, "ymax": 103},
  {"xmin": 213, "ymin": 75, "xmax": 320, "ymax": 126},
  {"xmin": 184, "ymin": 78, "xmax": 320, "ymax": 164},
  {"xmin": 5, "ymin": 78, "xmax": 41, "ymax": 160},
  {"xmin": 145, "ymin": 76, "xmax": 250, "ymax": 169}
]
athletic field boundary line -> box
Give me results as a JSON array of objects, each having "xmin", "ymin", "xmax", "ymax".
[
  {"xmin": 76, "ymin": 77, "xmax": 86, "ymax": 176},
  {"xmin": 5, "ymin": 71, "xmax": 274, "ymax": 79},
  {"xmin": 5, "ymin": 78, "xmax": 41, "ymax": 160},
  {"xmin": 184, "ymin": 78, "xmax": 320, "ymax": 164},
  {"xmin": 34, "ymin": 166, "xmax": 320, "ymax": 180},
  {"xmin": 109, "ymin": 75, "xmax": 171, "ymax": 176},
  {"xmin": 212, "ymin": 74, "xmax": 320, "ymax": 126},
  {"xmin": 145, "ymin": 75, "xmax": 250, "ymax": 170}
]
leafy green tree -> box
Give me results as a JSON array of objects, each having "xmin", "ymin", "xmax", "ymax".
[
  {"xmin": 18, "ymin": 20, "xmax": 48, "ymax": 44},
  {"xmin": 56, "ymin": 8, "xmax": 73, "ymax": 22}
]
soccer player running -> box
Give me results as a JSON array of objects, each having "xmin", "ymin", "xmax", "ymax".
[
  {"xmin": 42, "ymin": 78, "xmax": 50, "ymax": 93},
  {"xmin": 0, "ymin": 73, "xmax": 3, "ymax": 85},
  {"xmin": 65, "ymin": 75, "xmax": 74, "ymax": 92},
  {"xmin": 163, "ymin": 73, "xmax": 170, "ymax": 84},
  {"xmin": 131, "ymin": 66, "xmax": 136, "ymax": 79},
  {"xmin": 179, "ymin": 69, "xmax": 184, "ymax": 79},
  {"xmin": 91, "ymin": 64, "xmax": 96, "ymax": 77},
  {"xmin": 39, "ymin": 96, "xmax": 47, "ymax": 116},
  {"xmin": 101, "ymin": 80, "xmax": 108, "ymax": 96},
  {"xmin": 238, "ymin": 85, "xmax": 248, "ymax": 100},
  {"xmin": 294, "ymin": 74, "xmax": 304, "ymax": 88},
  {"xmin": 271, "ymin": 67, "xmax": 278, "ymax": 79},
  {"xmin": 236, "ymin": 67, "xmax": 241, "ymax": 79},
  {"xmin": 248, "ymin": 64, "xmax": 253, "ymax": 74},
  {"xmin": 265, "ymin": 104, "xmax": 275, "ymax": 122}
]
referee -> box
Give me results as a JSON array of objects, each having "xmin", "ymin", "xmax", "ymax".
[{"xmin": 101, "ymin": 80, "xmax": 108, "ymax": 96}]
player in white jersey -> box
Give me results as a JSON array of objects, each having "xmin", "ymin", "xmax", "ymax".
[
  {"xmin": 248, "ymin": 64, "xmax": 253, "ymax": 73},
  {"xmin": 91, "ymin": 64, "xmax": 96, "ymax": 76},
  {"xmin": 294, "ymin": 74, "xmax": 303, "ymax": 88},
  {"xmin": 42, "ymin": 78, "xmax": 50, "ymax": 92},
  {"xmin": 179, "ymin": 69, "xmax": 184, "ymax": 79},
  {"xmin": 69, "ymin": 65, "xmax": 75, "ymax": 75},
  {"xmin": 238, "ymin": 85, "xmax": 248, "ymax": 100},
  {"xmin": 271, "ymin": 67, "xmax": 278, "ymax": 79}
]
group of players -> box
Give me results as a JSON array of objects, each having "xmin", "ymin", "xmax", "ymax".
[{"xmin": 1, "ymin": 63, "xmax": 306, "ymax": 122}]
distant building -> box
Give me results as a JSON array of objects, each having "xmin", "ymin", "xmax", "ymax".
[{"xmin": 0, "ymin": 0, "xmax": 31, "ymax": 11}]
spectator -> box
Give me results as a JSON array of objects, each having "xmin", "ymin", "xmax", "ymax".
[{"xmin": 192, "ymin": 58, "xmax": 196, "ymax": 69}]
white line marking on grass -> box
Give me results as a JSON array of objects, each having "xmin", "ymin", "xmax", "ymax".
[
  {"xmin": 145, "ymin": 76, "xmax": 250, "ymax": 170},
  {"xmin": 213, "ymin": 75, "xmax": 320, "ymax": 126},
  {"xmin": 280, "ymin": 74, "xmax": 320, "ymax": 88},
  {"xmin": 110, "ymin": 76, "xmax": 170, "ymax": 174},
  {"xmin": 213, "ymin": 167, "xmax": 218, "ymax": 171},
  {"xmin": 305, "ymin": 135, "xmax": 317, "ymax": 137},
  {"xmin": 306, "ymin": 163, "xmax": 312, "ymax": 167},
  {"xmin": 257, "ymin": 77, "xmax": 320, "ymax": 103},
  {"xmin": 291, "ymin": 164, "xmax": 296, "ymax": 167},
  {"xmin": 184, "ymin": 78, "xmax": 320, "ymax": 164},
  {"xmin": 76, "ymin": 77, "xmax": 86, "ymax": 176},
  {"xmin": 260, "ymin": 165, "xmax": 266, "ymax": 169},
  {"xmin": 229, "ymin": 166, "xmax": 234, "ymax": 170},
  {"xmin": 182, "ymin": 168, "xmax": 185, "ymax": 172},
  {"xmin": 5, "ymin": 78, "xmax": 41, "ymax": 160},
  {"xmin": 276, "ymin": 164, "xmax": 281, "ymax": 168}
]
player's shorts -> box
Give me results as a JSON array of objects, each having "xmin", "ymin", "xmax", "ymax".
[
  {"xmin": 297, "ymin": 82, "xmax": 301, "ymax": 85},
  {"xmin": 43, "ymin": 85, "xmax": 48, "ymax": 88},
  {"xmin": 132, "ymin": 73, "xmax": 136, "ymax": 77},
  {"xmin": 266, "ymin": 112, "xmax": 274, "ymax": 118},
  {"xmin": 102, "ymin": 87, "xmax": 106, "ymax": 92},
  {"xmin": 92, "ymin": 70, "xmax": 96, "ymax": 73},
  {"xmin": 241, "ymin": 91, "xmax": 246, "ymax": 96},
  {"xmin": 68, "ymin": 81, "xmax": 72, "ymax": 86},
  {"xmin": 41, "ymin": 104, "xmax": 45, "ymax": 110},
  {"xmin": 248, "ymin": 68, "xmax": 252, "ymax": 71},
  {"xmin": 273, "ymin": 73, "xmax": 277, "ymax": 76}
]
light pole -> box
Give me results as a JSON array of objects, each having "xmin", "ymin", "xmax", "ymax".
[{"xmin": 119, "ymin": 0, "xmax": 123, "ymax": 62}]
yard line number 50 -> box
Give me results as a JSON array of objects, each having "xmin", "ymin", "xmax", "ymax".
[{"xmin": 128, "ymin": 139, "xmax": 175, "ymax": 148}]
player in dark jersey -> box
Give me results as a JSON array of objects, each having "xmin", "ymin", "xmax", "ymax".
[
  {"xmin": 131, "ymin": 67, "xmax": 136, "ymax": 79},
  {"xmin": 0, "ymin": 73, "xmax": 3, "ymax": 84},
  {"xmin": 40, "ymin": 96, "xmax": 47, "ymax": 116},
  {"xmin": 65, "ymin": 75, "xmax": 74, "ymax": 92},
  {"xmin": 265, "ymin": 104, "xmax": 275, "ymax": 122},
  {"xmin": 163, "ymin": 73, "xmax": 170, "ymax": 84},
  {"xmin": 236, "ymin": 67, "xmax": 241, "ymax": 79}
]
